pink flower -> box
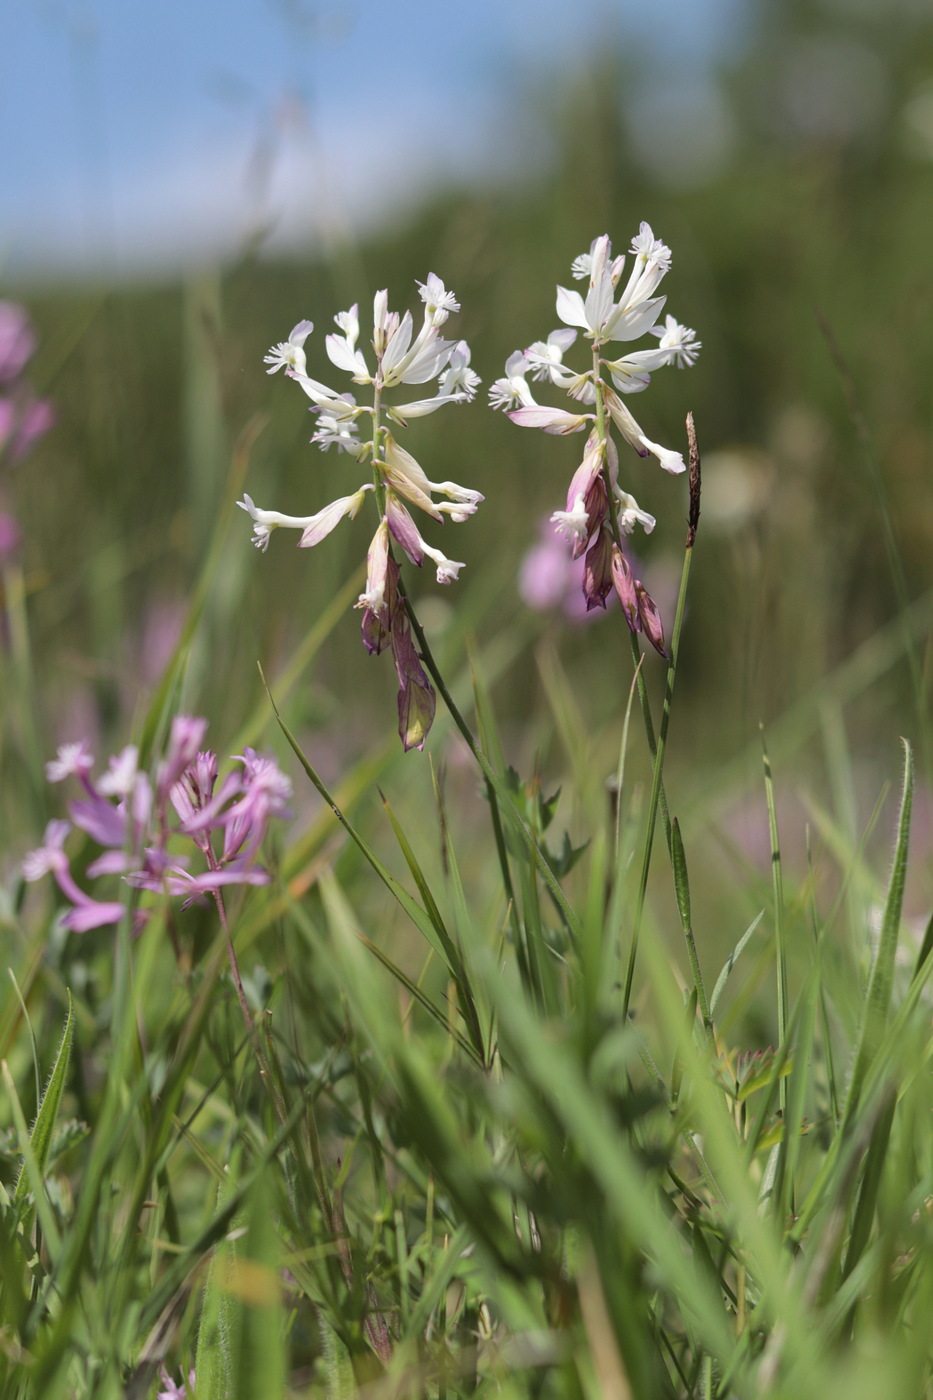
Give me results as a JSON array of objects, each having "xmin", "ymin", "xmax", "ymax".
[
  {"xmin": 518, "ymin": 518, "xmax": 594, "ymax": 623},
  {"xmin": 157, "ymin": 1367, "xmax": 195, "ymax": 1400},
  {"xmin": 0, "ymin": 303, "xmax": 37, "ymax": 384},
  {"xmin": 23, "ymin": 720, "xmax": 292, "ymax": 933}
]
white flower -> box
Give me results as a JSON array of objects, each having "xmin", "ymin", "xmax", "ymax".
[
  {"xmin": 97, "ymin": 746, "xmax": 140, "ymax": 798},
  {"xmin": 389, "ymin": 342, "xmax": 481, "ymax": 421},
  {"xmin": 437, "ymin": 341, "xmax": 480, "ymax": 399},
  {"xmin": 602, "ymin": 344, "xmax": 675, "ymax": 394},
  {"xmin": 429, "ymin": 552, "xmax": 464, "ymax": 585},
  {"xmin": 326, "ymin": 304, "xmax": 371, "ymax": 381},
  {"xmin": 382, "ymin": 313, "xmax": 456, "ymax": 387},
  {"xmin": 630, "ymin": 222, "xmax": 671, "ymax": 270},
  {"xmin": 297, "ymin": 490, "xmax": 371, "ymax": 547},
  {"xmin": 570, "ymin": 236, "xmax": 626, "ymax": 286},
  {"xmin": 311, "ymin": 412, "xmax": 362, "ymax": 453},
  {"xmin": 650, "ymin": 315, "xmax": 701, "ymax": 368},
  {"xmin": 508, "ymin": 405, "xmax": 591, "ymax": 435},
  {"xmin": 236, "ymin": 489, "xmax": 372, "ymax": 551},
  {"xmin": 417, "ymin": 273, "xmax": 460, "ymax": 325},
  {"xmin": 264, "ymin": 320, "xmax": 314, "ymax": 375},
  {"xmin": 603, "ymin": 388, "xmax": 685, "ymax": 475},
  {"xmin": 615, "ymin": 490, "xmax": 656, "ymax": 535},
  {"xmin": 550, "ymin": 495, "xmax": 590, "ymax": 553},
  {"xmin": 287, "ymin": 368, "xmax": 352, "ymax": 412},
  {"xmin": 488, "ymin": 350, "xmax": 535, "ymax": 411},
  {"xmin": 46, "ymin": 741, "xmax": 95, "ymax": 784},
  {"xmin": 556, "ymin": 226, "xmax": 675, "ymax": 346},
  {"xmin": 525, "ymin": 328, "xmax": 578, "ymax": 385}
]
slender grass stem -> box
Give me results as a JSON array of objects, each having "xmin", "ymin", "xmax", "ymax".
[
  {"xmin": 622, "ymin": 414, "xmax": 701, "ymax": 1020},
  {"xmin": 397, "ymin": 578, "xmax": 581, "ymax": 941}
]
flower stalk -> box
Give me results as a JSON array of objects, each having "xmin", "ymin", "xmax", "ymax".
[{"xmin": 243, "ymin": 277, "xmax": 483, "ymax": 749}]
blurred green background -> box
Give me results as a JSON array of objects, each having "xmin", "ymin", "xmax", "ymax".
[{"xmin": 3, "ymin": 0, "xmax": 933, "ymax": 950}]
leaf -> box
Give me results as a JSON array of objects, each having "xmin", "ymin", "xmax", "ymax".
[
  {"xmin": 709, "ymin": 912, "xmax": 765, "ymax": 1016},
  {"xmin": 14, "ymin": 991, "xmax": 74, "ymax": 1207},
  {"xmin": 843, "ymin": 738, "xmax": 913, "ymax": 1121}
]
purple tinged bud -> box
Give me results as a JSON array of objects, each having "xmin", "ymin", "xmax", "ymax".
[
  {"xmin": 157, "ymin": 716, "xmax": 208, "ymax": 803},
  {"xmin": 356, "ymin": 519, "xmax": 391, "ymax": 628},
  {"xmin": 582, "ymin": 530, "xmax": 614, "ymax": 611},
  {"xmin": 390, "ymin": 610, "xmax": 436, "ymax": 751},
  {"xmin": 635, "ymin": 583, "xmax": 669, "ymax": 658},
  {"xmin": 360, "ymin": 606, "xmax": 391, "ymax": 655},
  {"xmin": 385, "ymin": 492, "xmax": 424, "ymax": 566},
  {"xmin": 610, "ymin": 545, "xmax": 640, "ymax": 632}
]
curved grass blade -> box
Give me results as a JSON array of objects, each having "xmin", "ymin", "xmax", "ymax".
[
  {"xmin": 843, "ymin": 738, "xmax": 913, "ymax": 1123},
  {"xmin": 354, "ymin": 933, "xmax": 482, "ymax": 1066},
  {"xmin": 262, "ymin": 670, "xmax": 469, "ymax": 984},
  {"xmin": 378, "ymin": 790, "xmax": 485, "ymax": 1060},
  {"xmin": 13, "ymin": 990, "xmax": 74, "ymax": 1208},
  {"xmin": 709, "ymin": 912, "xmax": 765, "ymax": 1017}
]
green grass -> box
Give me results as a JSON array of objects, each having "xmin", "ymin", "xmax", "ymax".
[{"xmin": 3, "ymin": 21, "xmax": 933, "ymax": 1389}]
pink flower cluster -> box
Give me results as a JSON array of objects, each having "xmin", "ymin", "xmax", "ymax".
[{"xmin": 22, "ymin": 718, "xmax": 291, "ymax": 933}]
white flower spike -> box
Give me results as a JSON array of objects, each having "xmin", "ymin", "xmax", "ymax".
[{"xmin": 242, "ymin": 274, "xmax": 482, "ymax": 750}]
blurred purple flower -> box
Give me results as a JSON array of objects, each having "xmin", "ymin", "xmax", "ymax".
[
  {"xmin": 0, "ymin": 303, "xmax": 54, "ymax": 557},
  {"xmin": 0, "ymin": 511, "xmax": 21, "ymax": 560},
  {"xmin": 157, "ymin": 1368, "xmax": 195, "ymax": 1400},
  {"xmin": 518, "ymin": 517, "xmax": 598, "ymax": 623},
  {"xmin": 0, "ymin": 392, "xmax": 55, "ymax": 463},
  {"xmin": 23, "ymin": 720, "xmax": 292, "ymax": 932},
  {"xmin": 0, "ymin": 303, "xmax": 36, "ymax": 384}
]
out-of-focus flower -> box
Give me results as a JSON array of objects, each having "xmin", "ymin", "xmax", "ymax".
[
  {"xmin": 0, "ymin": 512, "xmax": 21, "ymax": 560},
  {"xmin": 246, "ymin": 276, "xmax": 483, "ymax": 750},
  {"xmin": 22, "ymin": 721, "xmax": 291, "ymax": 932},
  {"xmin": 518, "ymin": 518, "xmax": 599, "ymax": 623},
  {"xmin": 0, "ymin": 302, "xmax": 55, "ymax": 554},
  {"xmin": 0, "ymin": 303, "xmax": 37, "ymax": 384},
  {"xmin": 157, "ymin": 1367, "xmax": 195, "ymax": 1400},
  {"xmin": 490, "ymin": 227, "xmax": 698, "ymax": 647}
]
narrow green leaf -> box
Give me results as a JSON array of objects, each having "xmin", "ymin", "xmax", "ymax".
[
  {"xmin": 378, "ymin": 790, "xmax": 484, "ymax": 1059},
  {"xmin": 671, "ymin": 818, "xmax": 692, "ymax": 930},
  {"xmin": 843, "ymin": 738, "xmax": 913, "ymax": 1122},
  {"xmin": 354, "ymin": 932, "xmax": 482, "ymax": 1065},
  {"xmin": 231, "ymin": 1167, "xmax": 286, "ymax": 1400},
  {"xmin": 911, "ymin": 909, "xmax": 933, "ymax": 984},
  {"xmin": 14, "ymin": 990, "xmax": 74, "ymax": 1205},
  {"xmin": 263, "ymin": 674, "xmax": 465, "ymax": 975},
  {"xmin": 671, "ymin": 818, "xmax": 711, "ymax": 1032},
  {"xmin": 842, "ymin": 1088, "xmax": 897, "ymax": 1287},
  {"xmin": 709, "ymin": 912, "xmax": 765, "ymax": 1016}
]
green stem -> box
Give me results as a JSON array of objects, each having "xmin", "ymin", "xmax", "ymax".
[
  {"xmin": 622, "ymin": 543, "xmax": 694, "ymax": 1019},
  {"xmin": 397, "ymin": 579, "xmax": 581, "ymax": 941},
  {"xmin": 621, "ymin": 412, "xmax": 701, "ymax": 1021},
  {"xmin": 211, "ymin": 883, "xmax": 287, "ymax": 1126}
]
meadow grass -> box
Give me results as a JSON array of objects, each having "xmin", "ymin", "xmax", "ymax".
[
  {"xmin": 3, "ymin": 96, "xmax": 933, "ymax": 1391},
  {"xmin": 3, "ymin": 373, "xmax": 932, "ymax": 1398}
]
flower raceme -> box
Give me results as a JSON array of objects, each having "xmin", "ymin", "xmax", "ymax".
[
  {"xmin": 240, "ymin": 276, "xmax": 483, "ymax": 750},
  {"xmin": 489, "ymin": 227, "xmax": 700, "ymax": 654},
  {"xmin": 22, "ymin": 720, "xmax": 291, "ymax": 933}
]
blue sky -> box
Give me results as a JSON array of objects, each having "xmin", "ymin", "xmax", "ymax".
[{"xmin": 1, "ymin": 0, "xmax": 749, "ymax": 280}]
